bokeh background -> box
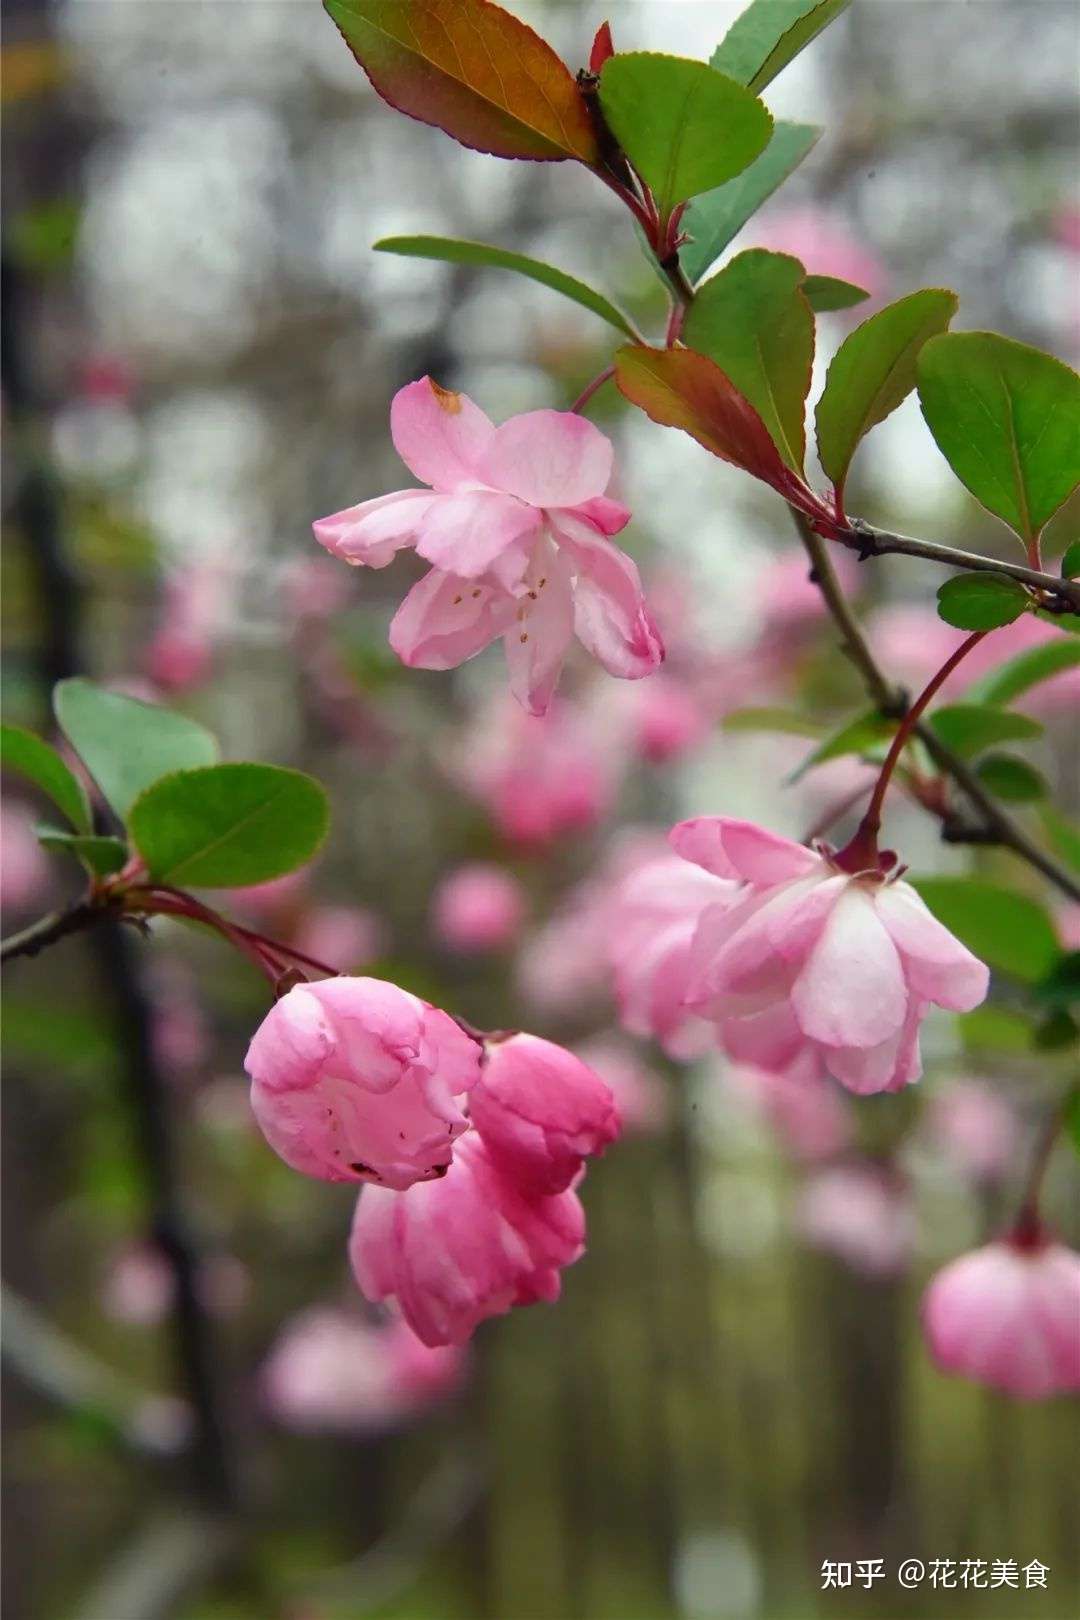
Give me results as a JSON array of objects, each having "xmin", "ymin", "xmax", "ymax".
[{"xmin": 3, "ymin": 2, "xmax": 1079, "ymax": 1617}]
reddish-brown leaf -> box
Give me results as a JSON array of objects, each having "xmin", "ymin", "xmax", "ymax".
[
  {"xmin": 324, "ymin": 0, "xmax": 599, "ymax": 164},
  {"xmin": 615, "ymin": 345, "xmax": 809, "ymax": 499},
  {"xmin": 589, "ymin": 21, "xmax": 615, "ymax": 73}
]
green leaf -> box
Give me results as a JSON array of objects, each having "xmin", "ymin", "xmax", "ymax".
[
  {"xmin": 965, "ymin": 638, "xmax": 1080, "ymax": 706},
  {"xmin": 815, "ymin": 288, "xmax": 958, "ymax": 491},
  {"xmin": 1061, "ymin": 538, "xmax": 1080, "ymax": 579},
  {"xmin": 927, "ymin": 703, "xmax": 1043, "ymax": 758},
  {"xmin": 1034, "ymin": 951, "xmax": 1080, "ymax": 1012},
  {"xmin": 1040, "ymin": 805, "xmax": 1080, "ymax": 875},
  {"xmin": 1064, "ymin": 1087, "xmax": 1080, "ymax": 1160},
  {"xmin": 801, "ymin": 274, "xmax": 869, "ymax": 312},
  {"xmin": 680, "ymin": 121, "xmax": 820, "ymax": 284},
  {"xmin": 597, "ymin": 54, "xmax": 773, "ymax": 218},
  {"xmin": 1034, "ymin": 1009, "xmax": 1078, "ymax": 1050},
  {"xmin": 129, "ymin": 763, "xmax": 329, "ymax": 888},
  {"xmin": 683, "ymin": 249, "xmax": 813, "ymax": 471},
  {"xmin": 372, "ymin": 236, "xmax": 639, "ymax": 338},
  {"xmin": 917, "ymin": 332, "xmax": 1080, "ymax": 544},
  {"xmin": 957, "ymin": 1004, "xmax": 1034, "ymax": 1055},
  {"xmin": 722, "ymin": 706, "xmax": 823, "ymax": 737},
  {"xmin": 910, "ymin": 876, "xmax": 1061, "ymax": 983},
  {"xmin": 788, "ymin": 709, "xmax": 894, "ymax": 782},
  {"xmin": 0, "ymin": 723, "xmax": 91, "ymax": 833},
  {"xmin": 323, "ymin": 0, "xmax": 599, "ymax": 164},
  {"xmin": 711, "ymin": 0, "xmax": 852, "ymax": 95},
  {"xmin": 1036, "ymin": 607, "xmax": 1080, "ymax": 635},
  {"xmin": 975, "ymin": 753, "xmax": 1048, "ymax": 802},
  {"xmin": 53, "ymin": 679, "xmax": 218, "ymax": 822},
  {"xmin": 36, "ymin": 828, "xmax": 128, "ymax": 877},
  {"xmin": 935, "ymin": 574, "xmax": 1028, "ymax": 630}
]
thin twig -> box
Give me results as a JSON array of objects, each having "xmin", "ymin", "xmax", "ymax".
[
  {"xmin": 1, "ymin": 897, "xmax": 105, "ymax": 963},
  {"xmin": 834, "ymin": 516, "xmax": 1080, "ymax": 613}
]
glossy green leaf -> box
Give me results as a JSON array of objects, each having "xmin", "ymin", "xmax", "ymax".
[
  {"xmin": 323, "ymin": 0, "xmax": 599, "ymax": 163},
  {"xmin": 927, "ymin": 703, "xmax": 1043, "ymax": 758},
  {"xmin": 1061, "ymin": 539, "xmax": 1080, "ymax": 579},
  {"xmin": 597, "ymin": 54, "xmax": 773, "ymax": 217},
  {"xmin": 54, "ymin": 679, "xmax": 218, "ymax": 822},
  {"xmin": 373, "ymin": 235, "xmax": 639, "ymax": 338},
  {"xmin": 723, "ymin": 706, "xmax": 822, "ymax": 737},
  {"xmin": 917, "ymin": 332, "xmax": 1080, "ymax": 544},
  {"xmin": 801, "ymin": 274, "xmax": 869, "ymax": 312},
  {"xmin": 910, "ymin": 876, "xmax": 1061, "ymax": 983},
  {"xmin": 788, "ymin": 709, "xmax": 894, "ymax": 782},
  {"xmin": 683, "ymin": 249, "xmax": 813, "ymax": 471},
  {"xmin": 129, "ymin": 763, "xmax": 329, "ymax": 888},
  {"xmin": 936, "ymin": 574, "xmax": 1028, "ymax": 630},
  {"xmin": 965, "ymin": 638, "xmax": 1080, "ymax": 705},
  {"xmin": 680, "ymin": 121, "xmax": 820, "ymax": 284},
  {"xmin": 1040, "ymin": 805, "xmax": 1080, "ymax": 875},
  {"xmin": 815, "ymin": 288, "xmax": 958, "ymax": 491},
  {"xmin": 711, "ymin": 0, "xmax": 852, "ymax": 94},
  {"xmin": 0, "ymin": 723, "xmax": 90, "ymax": 832},
  {"xmin": 975, "ymin": 753, "xmax": 1048, "ymax": 802},
  {"xmin": 36, "ymin": 828, "xmax": 128, "ymax": 877}
]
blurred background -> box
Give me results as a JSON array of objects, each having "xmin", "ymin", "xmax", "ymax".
[{"xmin": 2, "ymin": 2, "xmax": 1079, "ymax": 1617}]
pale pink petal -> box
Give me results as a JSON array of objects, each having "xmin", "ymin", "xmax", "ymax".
[
  {"xmin": 390, "ymin": 568, "xmax": 516, "ymax": 672},
  {"xmin": 478, "ymin": 410, "xmax": 613, "ymax": 507},
  {"xmin": 390, "ymin": 378, "xmax": 495, "ymax": 491},
  {"xmin": 671, "ymin": 817, "xmax": 820, "ymax": 884},
  {"xmin": 502, "ymin": 540, "xmax": 574, "ymax": 716},
  {"xmin": 312, "ymin": 490, "xmax": 436, "ymax": 567},
  {"xmin": 875, "ymin": 882, "xmax": 990, "ymax": 1012},
  {"xmin": 551, "ymin": 514, "xmax": 664, "ymax": 680},
  {"xmin": 414, "ymin": 491, "xmax": 541, "ymax": 577},
  {"xmin": 567, "ymin": 495, "xmax": 631, "ymax": 535},
  {"xmin": 791, "ymin": 885, "xmax": 907, "ymax": 1047},
  {"xmin": 719, "ymin": 1004, "xmax": 814, "ymax": 1073},
  {"xmin": 824, "ymin": 999, "xmax": 925, "ymax": 1095}
]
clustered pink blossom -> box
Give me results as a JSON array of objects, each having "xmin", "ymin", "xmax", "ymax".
[
  {"xmin": 246, "ymin": 976, "xmax": 618, "ymax": 1345},
  {"xmin": 313, "ymin": 378, "xmax": 663, "ymax": 714}
]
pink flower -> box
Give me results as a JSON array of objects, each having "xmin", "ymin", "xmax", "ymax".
[
  {"xmin": 925, "ymin": 1080, "xmax": 1014, "ymax": 1181},
  {"xmin": 432, "ymin": 863, "xmax": 526, "ymax": 953},
  {"xmin": 470, "ymin": 1034, "xmax": 619, "ymax": 1194},
  {"xmin": 621, "ymin": 672, "xmax": 709, "ymax": 764},
  {"xmin": 456, "ymin": 696, "xmax": 615, "ymax": 847},
  {"xmin": 349, "ymin": 1132, "xmax": 585, "ymax": 1346},
  {"xmin": 798, "ymin": 1165, "xmax": 915, "ymax": 1277},
  {"xmin": 313, "ymin": 378, "xmax": 663, "ymax": 714},
  {"xmin": 726, "ymin": 1054, "xmax": 852, "ymax": 1162},
  {"xmin": 672, "ymin": 817, "xmax": 990, "ymax": 1093},
  {"xmin": 575, "ymin": 1037, "xmax": 670, "ymax": 1133},
  {"xmin": 868, "ymin": 605, "xmax": 1080, "ymax": 716},
  {"xmin": 753, "ymin": 204, "xmax": 888, "ymax": 301},
  {"xmin": 144, "ymin": 566, "xmax": 230, "ymax": 693},
  {"xmin": 1, "ymin": 801, "xmax": 49, "ymax": 913},
  {"xmin": 262, "ymin": 1307, "xmax": 464, "ymax": 1434},
  {"xmin": 293, "ymin": 905, "xmax": 384, "ymax": 972},
  {"xmin": 922, "ymin": 1236, "xmax": 1080, "ymax": 1399},
  {"xmin": 245, "ymin": 976, "xmax": 480, "ymax": 1190}
]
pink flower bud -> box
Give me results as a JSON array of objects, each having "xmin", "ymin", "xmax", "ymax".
[
  {"xmin": 470, "ymin": 1034, "xmax": 619, "ymax": 1194},
  {"xmin": 432, "ymin": 863, "xmax": 526, "ymax": 953},
  {"xmin": 798, "ymin": 1166, "xmax": 915, "ymax": 1277},
  {"xmin": 245, "ymin": 976, "xmax": 480, "ymax": 1190},
  {"xmin": 922, "ymin": 1236, "xmax": 1080, "ymax": 1399},
  {"xmin": 349, "ymin": 1132, "xmax": 585, "ymax": 1346}
]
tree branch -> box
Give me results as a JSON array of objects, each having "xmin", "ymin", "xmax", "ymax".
[
  {"xmin": 791, "ymin": 511, "xmax": 1080, "ymax": 903},
  {"xmin": 1, "ymin": 898, "xmax": 106, "ymax": 963}
]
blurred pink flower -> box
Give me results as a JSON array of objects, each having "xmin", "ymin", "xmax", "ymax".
[
  {"xmin": 619, "ymin": 671, "xmax": 710, "ymax": 764},
  {"xmin": 349, "ymin": 1132, "xmax": 585, "ymax": 1346},
  {"xmin": 294, "ymin": 905, "xmax": 384, "ymax": 972},
  {"xmin": 144, "ymin": 565, "xmax": 231, "ymax": 693},
  {"xmin": 432, "ymin": 863, "xmax": 526, "ymax": 953},
  {"xmin": 457, "ymin": 697, "xmax": 615, "ymax": 848},
  {"xmin": 922, "ymin": 1235, "xmax": 1080, "ymax": 1398},
  {"xmin": 725, "ymin": 1054, "xmax": 853, "ymax": 1162},
  {"xmin": 245, "ymin": 977, "xmax": 480, "ymax": 1189},
  {"xmin": 279, "ymin": 555, "xmax": 352, "ymax": 622},
  {"xmin": 313, "ymin": 378, "xmax": 662, "ymax": 713},
  {"xmin": 470, "ymin": 1033, "xmax": 619, "ymax": 1194},
  {"xmin": 798, "ymin": 1165, "xmax": 915, "ymax": 1277},
  {"xmin": 673, "ymin": 816, "xmax": 989, "ymax": 1093},
  {"xmin": 1055, "ymin": 903, "xmax": 1080, "ymax": 951},
  {"xmin": 262, "ymin": 1307, "xmax": 465, "ymax": 1433},
  {"xmin": 230, "ymin": 868, "xmax": 310, "ymax": 925},
  {"xmin": 752, "ymin": 205, "xmax": 888, "ymax": 300},
  {"xmin": 103, "ymin": 1243, "xmax": 249, "ymax": 1325},
  {"xmin": 868, "ymin": 604, "xmax": 1080, "ymax": 715},
  {"xmin": 925, "ymin": 1080, "xmax": 1015, "ymax": 1181},
  {"xmin": 755, "ymin": 549, "xmax": 860, "ymax": 632},
  {"xmin": 1, "ymin": 801, "xmax": 49, "ymax": 914},
  {"xmin": 574, "ymin": 1037, "xmax": 670, "ymax": 1133}
]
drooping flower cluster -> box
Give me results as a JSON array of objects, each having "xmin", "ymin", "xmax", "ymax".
[
  {"xmin": 246, "ymin": 978, "xmax": 619, "ymax": 1345},
  {"xmin": 313, "ymin": 378, "xmax": 663, "ymax": 715}
]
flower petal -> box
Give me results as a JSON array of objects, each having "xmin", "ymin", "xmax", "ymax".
[
  {"xmin": 479, "ymin": 410, "xmax": 613, "ymax": 508},
  {"xmin": 566, "ymin": 495, "xmax": 631, "ymax": 535},
  {"xmin": 791, "ymin": 885, "xmax": 908, "ymax": 1047},
  {"xmin": 875, "ymin": 882, "xmax": 990, "ymax": 1012},
  {"xmin": 413, "ymin": 491, "xmax": 541, "ymax": 577},
  {"xmin": 312, "ymin": 490, "xmax": 436, "ymax": 567},
  {"xmin": 502, "ymin": 540, "xmax": 574, "ymax": 715},
  {"xmin": 670, "ymin": 817, "xmax": 820, "ymax": 884},
  {"xmin": 390, "ymin": 568, "xmax": 515, "ymax": 671},
  {"xmin": 390, "ymin": 378, "xmax": 495, "ymax": 492},
  {"xmin": 551, "ymin": 513, "xmax": 664, "ymax": 680}
]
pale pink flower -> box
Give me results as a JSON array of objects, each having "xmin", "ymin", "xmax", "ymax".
[
  {"xmin": 868, "ymin": 604, "xmax": 1080, "ymax": 715},
  {"xmin": 455, "ymin": 696, "xmax": 615, "ymax": 847},
  {"xmin": 470, "ymin": 1034, "xmax": 619, "ymax": 1194},
  {"xmin": 672, "ymin": 817, "xmax": 989, "ymax": 1094},
  {"xmin": 1056, "ymin": 903, "xmax": 1080, "ymax": 952},
  {"xmin": 349, "ymin": 1131, "xmax": 585, "ymax": 1346},
  {"xmin": 1, "ymin": 801, "xmax": 49, "ymax": 914},
  {"xmin": 245, "ymin": 976, "xmax": 480, "ymax": 1189},
  {"xmin": 103, "ymin": 1243, "xmax": 248, "ymax": 1325},
  {"xmin": 756, "ymin": 550, "xmax": 860, "ymax": 632},
  {"xmin": 262, "ymin": 1307, "xmax": 464, "ymax": 1433},
  {"xmin": 294, "ymin": 905, "xmax": 384, "ymax": 972},
  {"xmin": 752, "ymin": 204, "xmax": 888, "ymax": 300},
  {"xmin": 925, "ymin": 1080, "xmax": 1014, "ymax": 1181},
  {"xmin": 922, "ymin": 1235, "xmax": 1080, "ymax": 1399},
  {"xmin": 798, "ymin": 1165, "xmax": 915, "ymax": 1277},
  {"xmin": 725, "ymin": 1054, "xmax": 852, "ymax": 1162},
  {"xmin": 575, "ymin": 1037, "xmax": 670, "ymax": 1133},
  {"xmin": 432, "ymin": 863, "xmax": 526, "ymax": 953},
  {"xmin": 620, "ymin": 671, "xmax": 709, "ymax": 764},
  {"xmin": 313, "ymin": 378, "xmax": 663, "ymax": 714},
  {"xmin": 144, "ymin": 565, "xmax": 230, "ymax": 693}
]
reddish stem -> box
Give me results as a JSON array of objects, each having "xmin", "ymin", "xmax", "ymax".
[
  {"xmin": 1013, "ymin": 1098, "xmax": 1068, "ymax": 1245},
  {"xmin": 569, "ymin": 365, "xmax": 616, "ymax": 415}
]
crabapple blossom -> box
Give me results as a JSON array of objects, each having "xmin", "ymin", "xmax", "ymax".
[
  {"xmin": 470, "ymin": 1033, "xmax": 619, "ymax": 1194},
  {"xmin": 725, "ymin": 1054, "xmax": 852, "ymax": 1162},
  {"xmin": 455, "ymin": 696, "xmax": 615, "ymax": 847},
  {"xmin": 925, "ymin": 1080, "xmax": 1014, "ymax": 1182},
  {"xmin": 313, "ymin": 378, "xmax": 663, "ymax": 713},
  {"xmin": 432, "ymin": 862, "xmax": 526, "ymax": 953},
  {"xmin": 922, "ymin": 1235, "xmax": 1080, "ymax": 1399},
  {"xmin": 349, "ymin": 1131, "xmax": 585, "ymax": 1346},
  {"xmin": 798, "ymin": 1165, "xmax": 916, "ymax": 1277},
  {"xmin": 575, "ymin": 1037, "xmax": 669, "ymax": 1133},
  {"xmin": 671, "ymin": 817, "xmax": 990, "ymax": 1093},
  {"xmin": 245, "ymin": 976, "xmax": 480, "ymax": 1190},
  {"xmin": 293, "ymin": 905, "xmax": 384, "ymax": 972}
]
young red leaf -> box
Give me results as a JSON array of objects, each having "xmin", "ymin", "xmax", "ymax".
[
  {"xmin": 615, "ymin": 344, "xmax": 810, "ymax": 501},
  {"xmin": 589, "ymin": 21, "xmax": 615, "ymax": 73},
  {"xmin": 324, "ymin": 0, "xmax": 600, "ymax": 164}
]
